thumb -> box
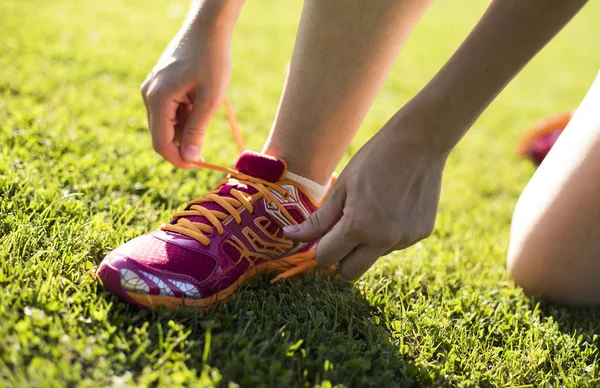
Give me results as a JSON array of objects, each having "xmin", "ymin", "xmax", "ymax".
[
  {"xmin": 284, "ymin": 185, "xmax": 345, "ymax": 242},
  {"xmin": 179, "ymin": 94, "xmax": 219, "ymax": 162}
]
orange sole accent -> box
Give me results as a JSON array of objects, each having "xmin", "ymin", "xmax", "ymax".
[{"xmin": 125, "ymin": 251, "xmax": 334, "ymax": 312}]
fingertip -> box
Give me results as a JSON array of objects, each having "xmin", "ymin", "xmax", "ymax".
[
  {"xmin": 337, "ymin": 245, "xmax": 382, "ymax": 282},
  {"xmin": 314, "ymin": 247, "xmax": 333, "ymax": 269},
  {"xmin": 337, "ymin": 260, "xmax": 357, "ymax": 282},
  {"xmin": 283, "ymin": 224, "xmax": 302, "ymax": 234},
  {"xmin": 284, "ymin": 222, "xmax": 327, "ymax": 243},
  {"xmin": 181, "ymin": 144, "xmax": 203, "ymax": 162},
  {"xmin": 156, "ymin": 143, "xmax": 198, "ymax": 169},
  {"xmin": 283, "ymin": 223, "xmax": 311, "ymax": 242}
]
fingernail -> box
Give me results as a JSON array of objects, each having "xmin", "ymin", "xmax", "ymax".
[
  {"xmin": 182, "ymin": 145, "xmax": 201, "ymax": 162},
  {"xmin": 283, "ymin": 224, "xmax": 302, "ymax": 234}
]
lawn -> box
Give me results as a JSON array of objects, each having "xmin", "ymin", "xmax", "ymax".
[{"xmin": 2, "ymin": 0, "xmax": 600, "ymax": 386}]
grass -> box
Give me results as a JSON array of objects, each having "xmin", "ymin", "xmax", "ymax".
[{"xmin": 2, "ymin": 0, "xmax": 600, "ymax": 386}]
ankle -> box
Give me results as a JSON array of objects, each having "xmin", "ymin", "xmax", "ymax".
[
  {"xmin": 262, "ymin": 147, "xmax": 333, "ymax": 186},
  {"xmin": 284, "ymin": 170, "xmax": 332, "ymax": 202}
]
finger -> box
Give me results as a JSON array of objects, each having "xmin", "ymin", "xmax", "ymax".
[
  {"xmin": 338, "ymin": 244, "xmax": 385, "ymax": 281},
  {"xmin": 283, "ymin": 185, "xmax": 345, "ymax": 242},
  {"xmin": 179, "ymin": 91, "xmax": 220, "ymax": 162},
  {"xmin": 313, "ymin": 218, "xmax": 359, "ymax": 268},
  {"xmin": 174, "ymin": 103, "xmax": 193, "ymax": 144},
  {"xmin": 148, "ymin": 94, "xmax": 195, "ymax": 168}
]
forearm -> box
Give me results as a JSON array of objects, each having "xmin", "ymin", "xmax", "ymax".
[{"xmin": 406, "ymin": 0, "xmax": 588, "ymax": 153}]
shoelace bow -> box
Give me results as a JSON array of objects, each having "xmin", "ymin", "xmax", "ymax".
[{"xmin": 160, "ymin": 100, "xmax": 324, "ymax": 282}]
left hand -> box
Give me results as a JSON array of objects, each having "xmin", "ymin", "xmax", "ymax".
[
  {"xmin": 283, "ymin": 109, "xmax": 449, "ymax": 280},
  {"xmin": 140, "ymin": 28, "xmax": 232, "ymax": 167}
]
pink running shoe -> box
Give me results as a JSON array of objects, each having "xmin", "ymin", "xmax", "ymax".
[{"xmin": 97, "ymin": 150, "xmax": 333, "ymax": 311}]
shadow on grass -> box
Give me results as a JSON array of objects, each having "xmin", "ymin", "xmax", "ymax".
[
  {"xmin": 99, "ymin": 275, "xmax": 445, "ymax": 387},
  {"xmin": 534, "ymin": 297, "xmax": 600, "ymax": 337}
]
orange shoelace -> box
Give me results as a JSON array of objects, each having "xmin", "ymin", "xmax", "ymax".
[
  {"xmin": 159, "ymin": 99, "xmax": 326, "ymax": 281},
  {"xmin": 161, "ymin": 170, "xmax": 298, "ymax": 246}
]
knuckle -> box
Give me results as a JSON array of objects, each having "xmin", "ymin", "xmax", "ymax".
[
  {"xmin": 395, "ymin": 230, "xmax": 428, "ymax": 249},
  {"xmin": 195, "ymin": 89, "xmax": 220, "ymax": 109},
  {"xmin": 342, "ymin": 221, "xmax": 368, "ymax": 242},
  {"xmin": 146, "ymin": 91, "xmax": 161, "ymax": 103},
  {"xmin": 311, "ymin": 211, "xmax": 328, "ymax": 232},
  {"xmin": 377, "ymin": 233, "xmax": 398, "ymax": 248},
  {"xmin": 391, "ymin": 231, "xmax": 417, "ymax": 250},
  {"xmin": 378, "ymin": 213, "xmax": 436, "ymax": 248},
  {"xmin": 146, "ymin": 85, "xmax": 168, "ymax": 103},
  {"xmin": 140, "ymin": 82, "xmax": 149, "ymax": 97},
  {"xmin": 411, "ymin": 224, "xmax": 434, "ymax": 243},
  {"xmin": 419, "ymin": 228, "xmax": 433, "ymax": 241},
  {"xmin": 407, "ymin": 230, "xmax": 424, "ymax": 244},
  {"xmin": 394, "ymin": 239, "xmax": 412, "ymax": 251},
  {"xmin": 181, "ymin": 125, "xmax": 205, "ymax": 140},
  {"xmin": 362, "ymin": 221, "xmax": 396, "ymax": 247},
  {"xmin": 424, "ymin": 221, "xmax": 435, "ymax": 237},
  {"xmin": 140, "ymin": 73, "xmax": 153, "ymax": 94}
]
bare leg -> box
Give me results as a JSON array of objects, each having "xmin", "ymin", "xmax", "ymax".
[
  {"xmin": 262, "ymin": 0, "xmax": 435, "ymax": 184},
  {"xmin": 507, "ymin": 71, "xmax": 600, "ymax": 307}
]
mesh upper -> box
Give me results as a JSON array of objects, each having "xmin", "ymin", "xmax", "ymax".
[{"xmin": 115, "ymin": 234, "xmax": 217, "ymax": 283}]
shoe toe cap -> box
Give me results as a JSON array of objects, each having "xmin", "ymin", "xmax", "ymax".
[{"xmin": 97, "ymin": 233, "xmax": 220, "ymax": 300}]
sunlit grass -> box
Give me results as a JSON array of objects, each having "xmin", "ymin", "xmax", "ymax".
[{"xmin": 2, "ymin": 0, "xmax": 600, "ymax": 386}]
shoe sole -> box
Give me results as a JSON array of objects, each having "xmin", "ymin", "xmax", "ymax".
[{"xmin": 97, "ymin": 252, "xmax": 333, "ymax": 312}]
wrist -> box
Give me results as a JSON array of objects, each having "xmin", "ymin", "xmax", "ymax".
[
  {"xmin": 186, "ymin": 0, "xmax": 245, "ymax": 41},
  {"xmin": 391, "ymin": 93, "xmax": 467, "ymax": 157}
]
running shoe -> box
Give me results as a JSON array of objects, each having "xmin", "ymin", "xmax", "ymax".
[{"xmin": 97, "ymin": 150, "xmax": 333, "ymax": 310}]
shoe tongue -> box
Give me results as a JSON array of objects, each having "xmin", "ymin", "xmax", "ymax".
[
  {"xmin": 167, "ymin": 151, "xmax": 287, "ymax": 239},
  {"xmin": 234, "ymin": 150, "xmax": 287, "ymax": 182}
]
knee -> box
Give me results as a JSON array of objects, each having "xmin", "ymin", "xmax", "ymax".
[
  {"xmin": 506, "ymin": 239, "xmax": 547, "ymax": 300},
  {"xmin": 507, "ymin": 240, "xmax": 564, "ymax": 305},
  {"xmin": 507, "ymin": 231, "xmax": 600, "ymax": 308}
]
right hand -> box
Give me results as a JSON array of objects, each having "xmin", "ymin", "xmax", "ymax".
[
  {"xmin": 141, "ymin": 29, "xmax": 231, "ymax": 167},
  {"xmin": 284, "ymin": 105, "xmax": 448, "ymax": 281}
]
